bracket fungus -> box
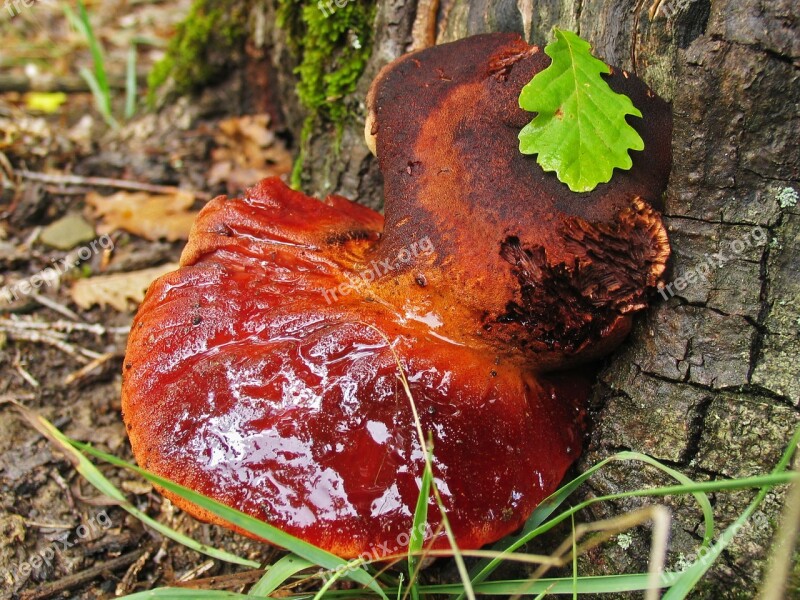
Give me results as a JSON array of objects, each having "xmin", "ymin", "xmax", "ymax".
[{"xmin": 122, "ymin": 33, "xmax": 671, "ymax": 558}]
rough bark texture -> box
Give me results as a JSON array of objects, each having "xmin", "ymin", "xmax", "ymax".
[{"xmin": 173, "ymin": 0, "xmax": 799, "ymax": 595}]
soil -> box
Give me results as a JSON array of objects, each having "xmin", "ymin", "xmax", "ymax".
[{"xmin": 0, "ymin": 2, "xmax": 283, "ymax": 597}]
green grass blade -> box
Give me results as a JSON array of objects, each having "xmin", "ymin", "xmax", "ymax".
[
  {"xmin": 468, "ymin": 451, "xmax": 716, "ymax": 592},
  {"xmin": 125, "ymin": 43, "xmax": 138, "ymax": 119},
  {"xmin": 532, "ymin": 586, "xmax": 555, "ymax": 600},
  {"xmin": 61, "ymin": 4, "xmax": 85, "ymax": 38},
  {"xmin": 621, "ymin": 473, "xmax": 796, "ymax": 495},
  {"xmin": 249, "ymin": 554, "xmax": 314, "ymax": 597},
  {"xmin": 460, "ymin": 467, "xmax": 796, "ymax": 599},
  {"xmin": 78, "ymin": 67, "xmax": 118, "ymax": 129},
  {"xmin": 633, "ymin": 453, "xmax": 716, "ymax": 547},
  {"xmin": 407, "ymin": 438, "xmax": 433, "ymax": 600},
  {"xmin": 661, "ymin": 424, "xmax": 800, "ymax": 599},
  {"xmin": 313, "ymin": 561, "xmax": 363, "ymax": 600},
  {"xmin": 303, "ymin": 572, "xmax": 679, "ymax": 597},
  {"xmin": 191, "ymin": 572, "xmax": 681, "ymax": 598},
  {"xmin": 431, "ymin": 484, "xmax": 474, "ymax": 600},
  {"xmin": 71, "ymin": 440, "xmax": 388, "ymax": 599},
  {"xmin": 76, "ymin": 0, "xmax": 110, "ymax": 99},
  {"xmin": 420, "ymin": 572, "xmax": 677, "ymax": 595},
  {"xmin": 571, "ymin": 514, "xmax": 578, "ymax": 600},
  {"xmin": 467, "ymin": 473, "xmax": 793, "ymax": 597},
  {"xmin": 468, "ymin": 451, "xmax": 624, "ymax": 591},
  {"xmin": 64, "ymin": 1, "xmax": 115, "ymax": 126},
  {"xmin": 119, "ymin": 591, "xmax": 251, "ymax": 599}
]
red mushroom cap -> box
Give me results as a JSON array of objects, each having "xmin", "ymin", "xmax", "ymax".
[{"xmin": 122, "ymin": 33, "xmax": 671, "ymax": 558}]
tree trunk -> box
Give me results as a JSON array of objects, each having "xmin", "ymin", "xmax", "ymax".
[{"xmin": 167, "ymin": 0, "xmax": 800, "ymax": 595}]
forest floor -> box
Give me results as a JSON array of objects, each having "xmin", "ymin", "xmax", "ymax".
[{"xmin": 0, "ymin": 1, "xmax": 297, "ymax": 597}]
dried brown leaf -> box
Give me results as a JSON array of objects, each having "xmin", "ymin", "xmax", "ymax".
[
  {"xmin": 70, "ymin": 263, "xmax": 178, "ymax": 312},
  {"xmin": 208, "ymin": 114, "xmax": 292, "ymax": 194},
  {"xmin": 86, "ymin": 190, "xmax": 198, "ymax": 241}
]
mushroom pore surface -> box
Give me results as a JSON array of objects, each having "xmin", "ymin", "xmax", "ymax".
[{"xmin": 122, "ymin": 33, "xmax": 671, "ymax": 558}]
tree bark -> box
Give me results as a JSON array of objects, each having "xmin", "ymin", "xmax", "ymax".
[{"xmin": 174, "ymin": 0, "xmax": 800, "ymax": 595}]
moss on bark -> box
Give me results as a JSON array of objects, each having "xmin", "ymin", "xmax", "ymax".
[
  {"xmin": 275, "ymin": 0, "xmax": 377, "ymax": 187},
  {"xmin": 147, "ymin": 0, "xmax": 250, "ymax": 105}
]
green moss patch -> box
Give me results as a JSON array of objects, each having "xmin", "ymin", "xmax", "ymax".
[
  {"xmin": 278, "ymin": 0, "xmax": 375, "ymax": 124},
  {"xmin": 147, "ymin": 0, "xmax": 248, "ymax": 104}
]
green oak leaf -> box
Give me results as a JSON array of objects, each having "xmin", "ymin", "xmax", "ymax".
[{"xmin": 518, "ymin": 28, "xmax": 645, "ymax": 193}]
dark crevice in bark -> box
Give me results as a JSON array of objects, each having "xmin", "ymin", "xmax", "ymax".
[
  {"xmin": 741, "ymin": 315, "xmax": 767, "ymax": 333},
  {"xmin": 747, "ymin": 212, "xmax": 779, "ymax": 384},
  {"xmin": 682, "ymin": 394, "xmax": 714, "ymax": 464},
  {"xmin": 632, "ymin": 361, "xmax": 797, "ymax": 409},
  {"xmin": 706, "ymin": 34, "xmax": 796, "ymax": 64},
  {"xmin": 662, "ymin": 213, "xmax": 773, "ymax": 227},
  {"xmin": 742, "ymin": 166, "xmax": 800, "ymax": 183},
  {"xmin": 736, "ymin": 385, "xmax": 800, "ymax": 411},
  {"xmin": 676, "ymin": 0, "xmax": 711, "ymax": 49},
  {"xmin": 670, "ymin": 298, "xmax": 734, "ymax": 318}
]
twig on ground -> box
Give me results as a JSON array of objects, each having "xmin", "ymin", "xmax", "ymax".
[
  {"xmin": 31, "ymin": 292, "xmax": 83, "ymax": 321},
  {"xmin": 18, "ymin": 548, "xmax": 146, "ymax": 600},
  {"xmin": 0, "ymin": 317, "xmax": 130, "ymax": 336},
  {"xmin": 63, "ymin": 351, "xmax": 119, "ymax": 385},
  {"xmin": 43, "ymin": 185, "xmax": 92, "ymax": 196},
  {"xmin": 177, "ymin": 559, "xmax": 216, "ymax": 583},
  {"xmin": 13, "ymin": 359, "xmax": 40, "ymax": 388},
  {"xmin": 0, "ymin": 151, "xmax": 17, "ymax": 183},
  {"xmin": 0, "ymin": 73, "xmax": 136, "ymax": 93},
  {"xmin": 23, "ymin": 520, "xmax": 74, "ymax": 530},
  {"xmin": 174, "ymin": 569, "xmax": 265, "ymax": 590},
  {"xmin": 2, "ymin": 326, "xmax": 101, "ymax": 362},
  {"xmin": 12, "ymin": 348, "xmax": 40, "ymax": 388},
  {"xmin": 22, "ymin": 226, "xmax": 43, "ymax": 250},
  {"xmin": 50, "ymin": 471, "xmax": 77, "ymax": 513},
  {"xmin": 70, "ymin": 480, "xmax": 123, "ymax": 507},
  {"xmin": 17, "ymin": 170, "xmax": 212, "ymax": 201},
  {"xmin": 115, "ymin": 545, "xmax": 154, "ymax": 596}
]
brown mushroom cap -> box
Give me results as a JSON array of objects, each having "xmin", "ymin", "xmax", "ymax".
[
  {"xmin": 366, "ymin": 32, "xmax": 671, "ymax": 369},
  {"xmin": 122, "ymin": 33, "xmax": 671, "ymax": 558}
]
